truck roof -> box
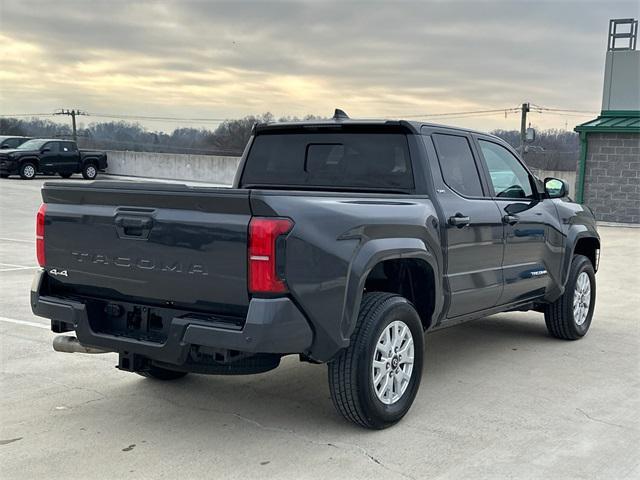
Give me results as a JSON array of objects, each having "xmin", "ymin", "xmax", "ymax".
[{"xmin": 254, "ymin": 112, "xmax": 503, "ymax": 142}]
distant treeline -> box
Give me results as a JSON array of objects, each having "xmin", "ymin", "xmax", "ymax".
[{"xmin": 1, "ymin": 115, "xmax": 579, "ymax": 170}]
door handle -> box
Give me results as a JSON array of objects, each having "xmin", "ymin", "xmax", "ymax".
[
  {"xmin": 502, "ymin": 214, "xmax": 519, "ymax": 225},
  {"xmin": 115, "ymin": 215, "xmax": 153, "ymax": 239},
  {"xmin": 448, "ymin": 213, "xmax": 470, "ymax": 228}
]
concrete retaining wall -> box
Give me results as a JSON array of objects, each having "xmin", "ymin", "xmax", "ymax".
[
  {"xmin": 104, "ymin": 150, "xmax": 577, "ymax": 193},
  {"xmin": 105, "ymin": 150, "xmax": 242, "ymax": 185}
]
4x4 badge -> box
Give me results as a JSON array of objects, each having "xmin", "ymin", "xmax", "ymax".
[{"xmin": 49, "ymin": 269, "xmax": 68, "ymax": 277}]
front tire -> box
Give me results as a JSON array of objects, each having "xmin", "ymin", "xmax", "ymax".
[
  {"xmin": 545, "ymin": 254, "xmax": 596, "ymax": 340},
  {"xmin": 328, "ymin": 292, "xmax": 424, "ymax": 429},
  {"xmin": 82, "ymin": 163, "xmax": 98, "ymax": 180},
  {"xmin": 19, "ymin": 162, "xmax": 36, "ymax": 180}
]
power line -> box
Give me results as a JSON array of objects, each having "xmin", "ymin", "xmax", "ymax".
[
  {"xmin": 531, "ymin": 104, "xmax": 598, "ymax": 114},
  {"xmin": 0, "ymin": 113, "xmax": 57, "ymax": 117},
  {"xmin": 403, "ymin": 107, "xmax": 520, "ymax": 118},
  {"xmin": 55, "ymin": 109, "xmax": 88, "ymax": 141},
  {"xmin": 531, "ymin": 110, "xmax": 596, "ymax": 118},
  {"xmin": 89, "ymin": 113, "xmax": 227, "ymax": 123},
  {"xmin": 1, "ymin": 105, "xmax": 598, "ymax": 129}
]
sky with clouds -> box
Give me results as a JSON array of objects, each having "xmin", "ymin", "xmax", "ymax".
[{"xmin": 1, "ymin": 0, "xmax": 638, "ymax": 132}]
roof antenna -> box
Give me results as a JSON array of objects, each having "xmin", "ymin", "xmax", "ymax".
[{"xmin": 333, "ymin": 108, "xmax": 349, "ymax": 120}]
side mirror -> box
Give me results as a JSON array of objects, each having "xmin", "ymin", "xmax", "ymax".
[
  {"xmin": 0, "ymin": 145, "xmax": 8, "ymax": 149},
  {"xmin": 544, "ymin": 177, "xmax": 569, "ymax": 198},
  {"xmin": 41, "ymin": 148, "xmax": 51, "ymax": 153}
]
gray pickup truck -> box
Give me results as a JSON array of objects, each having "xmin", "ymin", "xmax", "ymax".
[{"xmin": 31, "ymin": 111, "xmax": 600, "ymax": 429}]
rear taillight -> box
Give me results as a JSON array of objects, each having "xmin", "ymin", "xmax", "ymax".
[
  {"xmin": 248, "ymin": 217, "xmax": 293, "ymax": 294},
  {"xmin": 36, "ymin": 203, "xmax": 47, "ymax": 267}
]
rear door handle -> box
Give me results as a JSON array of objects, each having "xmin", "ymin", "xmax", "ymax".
[
  {"xmin": 448, "ymin": 213, "xmax": 470, "ymax": 228},
  {"xmin": 502, "ymin": 214, "xmax": 519, "ymax": 225}
]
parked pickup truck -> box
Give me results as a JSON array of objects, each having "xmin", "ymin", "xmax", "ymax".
[
  {"xmin": 0, "ymin": 138, "xmax": 107, "ymax": 180},
  {"xmin": 31, "ymin": 111, "xmax": 600, "ymax": 429}
]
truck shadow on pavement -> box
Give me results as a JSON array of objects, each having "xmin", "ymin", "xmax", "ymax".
[{"xmin": 96, "ymin": 313, "xmax": 561, "ymax": 434}]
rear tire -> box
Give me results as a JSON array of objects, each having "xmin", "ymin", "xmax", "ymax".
[
  {"xmin": 19, "ymin": 162, "xmax": 36, "ymax": 180},
  {"xmin": 82, "ymin": 163, "xmax": 98, "ymax": 180},
  {"xmin": 545, "ymin": 254, "xmax": 596, "ymax": 340},
  {"xmin": 137, "ymin": 365, "xmax": 188, "ymax": 381},
  {"xmin": 328, "ymin": 292, "xmax": 424, "ymax": 429}
]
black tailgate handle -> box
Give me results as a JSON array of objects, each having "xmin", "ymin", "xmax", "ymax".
[{"xmin": 115, "ymin": 215, "xmax": 153, "ymax": 240}]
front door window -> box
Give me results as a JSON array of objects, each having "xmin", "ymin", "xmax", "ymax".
[{"xmin": 478, "ymin": 140, "xmax": 534, "ymax": 199}]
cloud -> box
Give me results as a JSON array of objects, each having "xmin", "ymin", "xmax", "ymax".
[{"xmin": 1, "ymin": 0, "xmax": 637, "ymax": 131}]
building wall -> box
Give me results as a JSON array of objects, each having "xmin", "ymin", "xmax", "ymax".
[
  {"xmin": 582, "ymin": 132, "xmax": 640, "ymax": 223},
  {"xmin": 105, "ymin": 150, "xmax": 241, "ymax": 185}
]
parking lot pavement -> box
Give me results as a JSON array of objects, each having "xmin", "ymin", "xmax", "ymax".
[{"xmin": 1, "ymin": 176, "xmax": 639, "ymax": 480}]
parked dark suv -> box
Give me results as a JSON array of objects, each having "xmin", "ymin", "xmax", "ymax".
[
  {"xmin": 0, "ymin": 135, "xmax": 31, "ymax": 149},
  {"xmin": 0, "ymin": 139, "xmax": 107, "ymax": 180}
]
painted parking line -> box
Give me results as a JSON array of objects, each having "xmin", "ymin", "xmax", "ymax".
[
  {"xmin": 0, "ymin": 263, "xmax": 38, "ymax": 272},
  {"xmin": 0, "ymin": 316, "xmax": 50, "ymax": 329},
  {"xmin": 0, "ymin": 237, "xmax": 35, "ymax": 244},
  {"xmin": 0, "ymin": 267, "xmax": 39, "ymax": 272}
]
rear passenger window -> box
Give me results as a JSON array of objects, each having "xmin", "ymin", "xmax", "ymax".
[
  {"xmin": 432, "ymin": 134, "xmax": 483, "ymax": 197},
  {"xmin": 44, "ymin": 142, "xmax": 59, "ymax": 152},
  {"xmin": 242, "ymin": 128, "xmax": 414, "ymax": 191},
  {"xmin": 4, "ymin": 138, "xmax": 22, "ymax": 148}
]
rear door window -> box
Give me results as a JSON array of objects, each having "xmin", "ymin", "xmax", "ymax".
[
  {"xmin": 43, "ymin": 142, "xmax": 59, "ymax": 153},
  {"xmin": 3, "ymin": 138, "xmax": 22, "ymax": 148},
  {"xmin": 241, "ymin": 127, "xmax": 414, "ymax": 191},
  {"xmin": 61, "ymin": 142, "xmax": 77, "ymax": 152},
  {"xmin": 432, "ymin": 133, "xmax": 484, "ymax": 197}
]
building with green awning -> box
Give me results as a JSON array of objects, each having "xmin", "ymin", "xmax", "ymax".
[{"xmin": 574, "ymin": 19, "xmax": 639, "ymax": 224}]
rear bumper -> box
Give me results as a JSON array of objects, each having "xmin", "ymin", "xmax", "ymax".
[{"xmin": 30, "ymin": 270, "xmax": 313, "ymax": 366}]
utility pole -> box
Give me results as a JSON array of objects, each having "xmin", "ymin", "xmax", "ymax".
[
  {"xmin": 519, "ymin": 102, "xmax": 530, "ymax": 156},
  {"xmin": 55, "ymin": 109, "xmax": 87, "ymax": 141}
]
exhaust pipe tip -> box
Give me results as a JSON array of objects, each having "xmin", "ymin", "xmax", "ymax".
[{"xmin": 53, "ymin": 335, "xmax": 109, "ymax": 354}]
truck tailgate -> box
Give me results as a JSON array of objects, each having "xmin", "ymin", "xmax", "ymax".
[{"xmin": 42, "ymin": 181, "xmax": 251, "ymax": 316}]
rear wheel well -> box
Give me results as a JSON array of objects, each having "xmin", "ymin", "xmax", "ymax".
[
  {"xmin": 363, "ymin": 258, "xmax": 435, "ymax": 330},
  {"xmin": 574, "ymin": 237, "xmax": 600, "ymax": 271}
]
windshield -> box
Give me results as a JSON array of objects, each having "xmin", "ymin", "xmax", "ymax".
[{"xmin": 16, "ymin": 139, "xmax": 48, "ymax": 150}]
